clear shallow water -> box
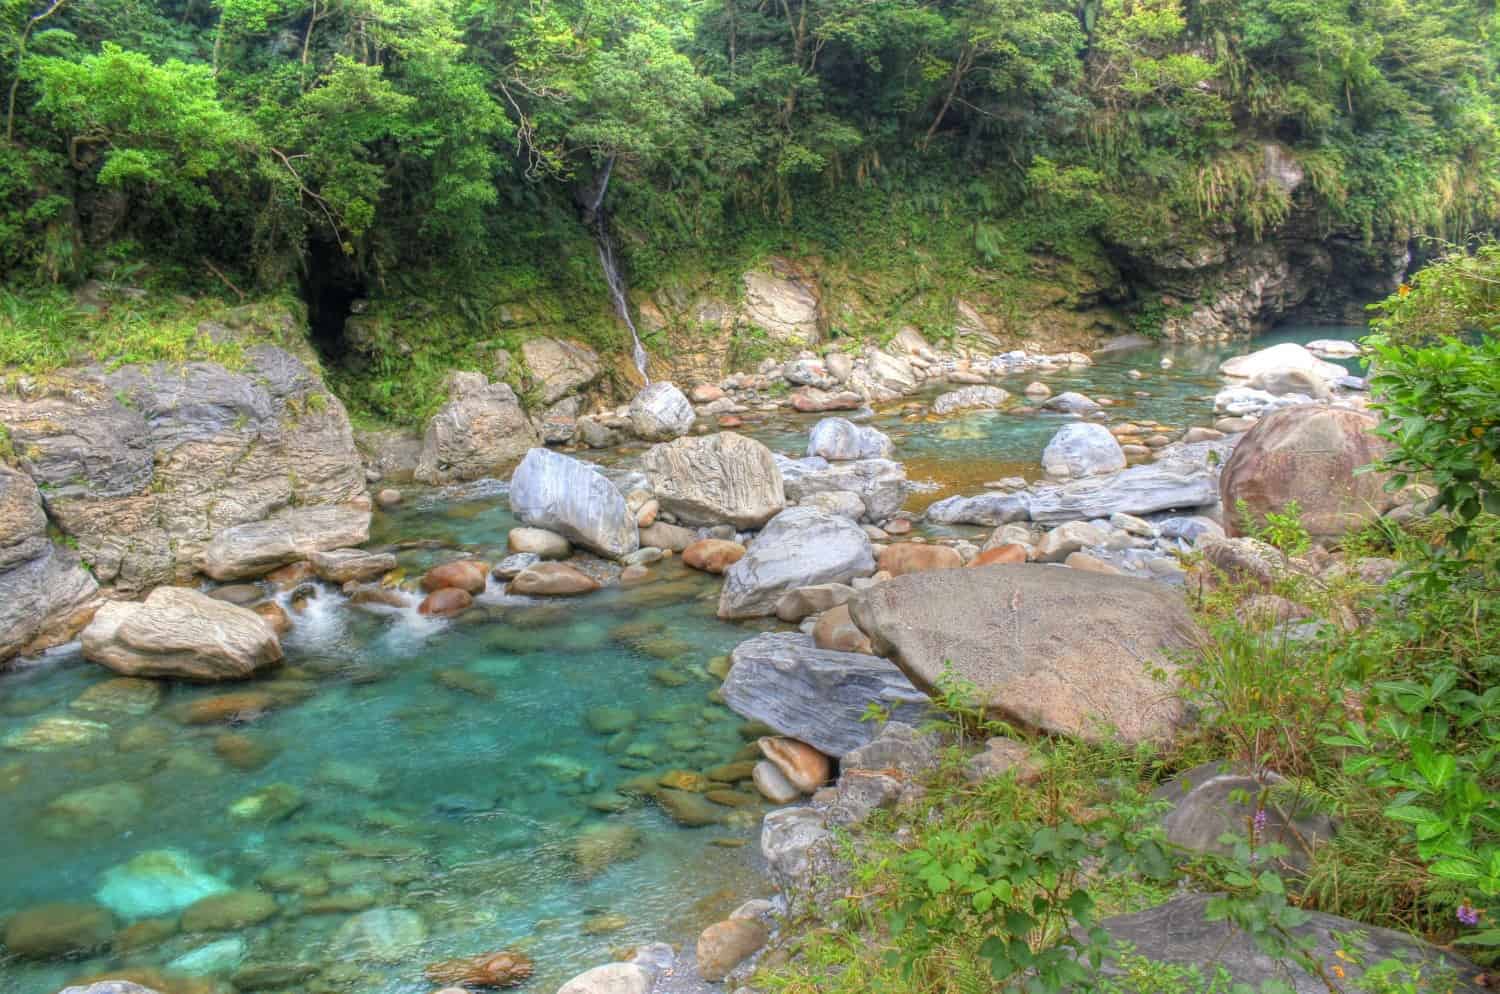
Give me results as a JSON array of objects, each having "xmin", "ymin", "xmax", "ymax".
[
  {"xmin": 0, "ymin": 324, "xmax": 1363, "ymax": 994},
  {"xmin": 0, "ymin": 487, "xmax": 766, "ymax": 994}
]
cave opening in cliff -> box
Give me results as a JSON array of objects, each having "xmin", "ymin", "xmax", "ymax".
[{"xmin": 301, "ymin": 238, "xmax": 365, "ymax": 364}]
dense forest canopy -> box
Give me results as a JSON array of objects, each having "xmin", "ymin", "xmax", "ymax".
[{"xmin": 1, "ymin": 0, "xmax": 1496, "ymax": 295}]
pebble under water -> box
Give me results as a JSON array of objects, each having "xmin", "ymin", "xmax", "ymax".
[{"xmin": 0, "ymin": 326, "xmax": 1365, "ymax": 994}]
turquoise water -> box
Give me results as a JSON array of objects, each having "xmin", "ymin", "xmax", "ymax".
[
  {"xmin": 0, "ymin": 325, "xmax": 1363, "ymax": 994},
  {"xmin": 0, "ymin": 486, "xmax": 767, "ymax": 994}
]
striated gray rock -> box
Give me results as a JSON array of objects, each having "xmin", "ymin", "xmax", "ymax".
[
  {"xmin": 82, "ymin": 586, "xmax": 282, "ymax": 680},
  {"xmin": 926, "ymin": 491, "xmax": 1031, "ymax": 526},
  {"xmin": 849, "ymin": 351, "xmax": 918, "ymax": 401},
  {"xmin": 776, "ymin": 455, "xmax": 906, "ymax": 522},
  {"xmin": 521, "ymin": 338, "xmax": 602, "ymax": 404},
  {"xmin": 415, "ymin": 372, "xmax": 539, "ymax": 484},
  {"xmin": 643, "ymin": 432, "xmax": 785, "ymax": 529},
  {"xmin": 932, "ymin": 385, "xmax": 1009, "ymax": 415},
  {"xmin": 58, "ymin": 985, "xmax": 163, "ymax": 994},
  {"xmin": 196, "ymin": 505, "xmax": 371, "ymax": 581},
  {"xmin": 1026, "ymin": 440, "xmax": 1231, "ymax": 524},
  {"xmin": 718, "ymin": 508, "xmax": 874, "ymax": 619},
  {"xmin": 0, "ymin": 466, "xmax": 99, "ymax": 664},
  {"xmin": 1094, "ymin": 894, "xmax": 1484, "ymax": 994},
  {"xmin": 1042, "ymin": 422, "xmax": 1126, "ymax": 478},
  {"xmin": 721, "ymin": 632, "xmax": 929, "ymax": 756},
  {"xmin": 628, "ymin": 382, "xmax": 695, "ymax": 441},
  {"xmin": 509, "ymin": 448, "xmax": 638, "ymax": 559},
  {"xmin": 0, "ymin": 342, "xmax": 365, "ymax": 592},
  {"xmin": 806, "ymin": 418, "xmax": 893, "ymax": 462},
  {"xmin": 849, "ymin": 565, "xmax": 1196, "ymax": 744}
]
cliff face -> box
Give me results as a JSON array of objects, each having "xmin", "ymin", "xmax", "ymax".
[{"xmin": 0, "ymin": 310, "xmax": 370, "ymax": 665}]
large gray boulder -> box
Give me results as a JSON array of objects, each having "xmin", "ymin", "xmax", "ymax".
[
  {"xmin": 0, "ymin": 340, "xmax": 365, "ymax": 592},
  {"xmin": 81, "ymin": 586, "xmax": 283, "ymax": 680},
  {"xmin": 196, "ymin": 505, "xmax": 372, "ymax": 581},
  {"xmin": 718, "ymin": 507, "xmax": 874, "ymax": 619},
  {"xmin": 1041, "ymin": 422, "xmax": 1126, "ymax": 478},
  {"xmin": 850, "ymin": 351, "xmax": 918, "ymax": 401},
  {"xmin": 0, "ymin": 466, "xmax": 99, "ymax": 664},
  {"xmin": 806, "ymin": 418, "xmax": 893, "ymax": 462},
  {"xmin": 849, "ymin": 565, "xmax": 1197, "ymax": 744},
  {"xmin": 643, "ymin": 432, "xmax": 785, "ymax": 529},
  {"xmin": 1095, "ymin": 894, "xmax": 1484, "ymax": 994},
  {"xmin": 509, "ymin": 448, "xmax": 639, "ymax": 559},
  {"xmin": 520, "ymin": 338, "xmax": 602, "ymax": 404},
  {"xmin": 1026, "ymin": 440, "xmax": 1230, "ymax": 524},
  {"xmin": 776, "ymin": 455, "xmax": 906, "ymax": 522},
  {"xmin": 628, "ymin": 382, "xmax": 695, "ymax": 441},
  {"xmin": 414, "ymin": 372, "xmax": 539, "ymax": 484},
  {"xmin": 721, "ymin": 632, "xmax": 930, "ymax": 756}
]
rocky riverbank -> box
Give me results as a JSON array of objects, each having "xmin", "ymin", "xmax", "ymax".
[{"xmin": 1, "ymin": 323, "xmax": 1464, "ymax": 994}]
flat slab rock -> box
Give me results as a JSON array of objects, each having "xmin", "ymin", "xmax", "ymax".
[
  {"xmin": 721, "ymin": 632, "xmax": 930, "ymax": 757},
  {"xmin": 196, "ymin": 505, "xmax": 371, "ymax": 581},
  {"xmin": 849, "ymin": 565, "xmax": 1196, "ymax": 744},
  {"xmin": 1095, "ymin": 893, "xmax": 1485, "ymax": 993}
]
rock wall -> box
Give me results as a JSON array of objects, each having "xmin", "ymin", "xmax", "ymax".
[{"xmin": 0, "ymin": 333, "xmax": 366, "ymax": 598}]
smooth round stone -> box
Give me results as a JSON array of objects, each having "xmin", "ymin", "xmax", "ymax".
[
  {"xmin": 3, "ymin": 901, "xmax": 115, "ymax": 958},
  {"xmin": 180, "ymin": 889, "xmax": 277, "ymax": 931},
  {"xmin": 206, "ymin": 583, "xmax": 264, "ymax": 606},
  {"xmin": 376, "ymin": 488, "xmax": 403, "ymax": 508},
  {"xmin": 507, "ymin": 526, "xmax": 572, "ymax": 560},
  {"xmin": 752, "ymin": 761, "xmax": 801, "ymax": 804}
]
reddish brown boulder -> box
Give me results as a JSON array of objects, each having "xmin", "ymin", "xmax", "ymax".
[
  {"xmin": 420, "ymin": 560, "xmax": 488, "ymax": 595},
  {"xmin": 507, "ymin": 563, "xmax": 601, "ymax": 597},
  {"xmin": 419, "ymin": 588, "xmax": 473, "ymax": 616},
  {"xmin": 682, "ymin": 539, "xmax": 747, "ymax": 575},
  {"xmin": 758, "ymin": 736, "xmax": 831, "ymax": 792},
  {"xmin": 970, "ymin": 543, "xmax": 1028, "ymax": 567},
  {"xmin": 1220, "ymin": 406, "xmax": 1395, "ymax": 542},
  {"xmin": 812, "ymin": 603, "xmax": 873, "ymax": 654},
  {"xmin": 252, "ymin": 601, "xmax": 292, "ymax": 637},
  {"xmin": 877, "ymin": 542, "xmax": 962, "ymax": 577}
]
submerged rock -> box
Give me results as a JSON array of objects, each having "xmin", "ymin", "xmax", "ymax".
[
  {"xmin": 644, "ymin": 432, "xmax": 785, "ymax": 528},
  {"xmin": 718, "ymin": 507, "xmax": 875, "ymax": 619},
  {"xmin": 330, "ymin": 907, "xmax": 427, "ymax": 964},
  {"xmin": 424, "ymin": 950, "xmax": 534, "ymax": 988},
  {"xmin": 4, "ymin": 901, "xmax": 115, "ymax": 958},
  {"xmin": 721, "ymin": 632, "xmax": 929, "ymax": 756},
  {"xmin": 849, "ymin": 565, "xmax": 1196, "ymax": 744},
  {"xmin": 509, "ymin": 448, "xmax": 639, "ymax": 559},
  {"xmin": 96, "ymin": 850, "xmax": 231, "ymax": 919},
  {"xmin": 82, "ymin": 587, "xmax": 283, "ymax": 681}
]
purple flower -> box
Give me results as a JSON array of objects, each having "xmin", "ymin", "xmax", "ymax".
[
  {"xmin": 1457, "ymin": 904, "xmax": 1481, "ymax": 927},
  {"xmin": 1252, "ymin": 808, "xmax": 1269, "ymax": 836}
]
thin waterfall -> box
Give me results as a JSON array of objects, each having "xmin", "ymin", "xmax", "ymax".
[{"xmin": 582, "ymin": 158, "xmax": 649, "ymax": 382}]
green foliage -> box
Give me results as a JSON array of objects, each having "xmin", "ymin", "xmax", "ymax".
[{"xmin": 1236, "ymin": 498, "xmax": 1312, "ymax": 557}]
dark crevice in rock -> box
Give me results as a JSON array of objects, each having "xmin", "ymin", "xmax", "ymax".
[{"xmin": 300, "ymin": 238, "xmax": 365, "ymax": 366}]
